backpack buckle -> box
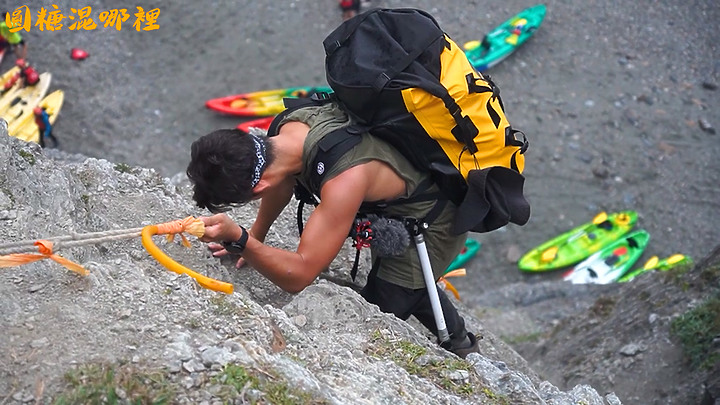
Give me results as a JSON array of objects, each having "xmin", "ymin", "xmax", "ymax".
[{"xmin": 311, "ymin": 91, "xmax": 332, "ymax": 101}]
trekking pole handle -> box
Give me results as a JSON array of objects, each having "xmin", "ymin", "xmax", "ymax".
[{"xmin": 414, "ymin": 232, "xmax": 450, "ymax": 344}]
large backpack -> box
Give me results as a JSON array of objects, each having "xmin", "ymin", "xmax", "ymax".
[{"xmin": 270, "ymin": 8, "xmax": 530, "ymax": 234}]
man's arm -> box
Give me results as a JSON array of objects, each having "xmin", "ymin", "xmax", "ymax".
[
  {"xmin": 201, "ymin": 166, "xmax": 368, "ymax": 293},
  {"xmin": 251, "ymin": 176, "xmax": 295, "ymax": 242}
]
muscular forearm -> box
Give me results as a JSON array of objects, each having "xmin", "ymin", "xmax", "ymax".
[{"xmin": 241, "ymin": 237, "xmax": 321, "ymax": 293}]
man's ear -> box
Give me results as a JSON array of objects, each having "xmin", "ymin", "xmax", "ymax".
[{"xmin": 253, "ymin": 179, "xmax": 271, "ymax": 197}]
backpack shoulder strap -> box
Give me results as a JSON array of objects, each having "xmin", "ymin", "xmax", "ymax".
[
  {"xmin": 292, "ymin": 126, "xmax": 362, "ymax": 235},
  {"xmin": 307, "ymin": 126, "xmax": 362, "ymax": 192},
  {"xmin": 267, "ymin": 92, "xmax": 334, "ymax": 137}
]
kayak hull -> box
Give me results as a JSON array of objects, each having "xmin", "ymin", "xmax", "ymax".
[
  {"xmin": 518, "ymin": 211, "xmax": 638, "ymax": 272},
  {"xmin": 206, "ymin": 86, "xmax": 332, "ymax": 117},
  {"xmin": 563, "ymin": 230, "xmax": 650, "ymax": 284},
  {"xmin": 465, "ymin": 4, "xmax": 547, "ymax": 72},
  {"xmin": 237, "ymin": 116, "xmax": 274, "ymax": 133}
]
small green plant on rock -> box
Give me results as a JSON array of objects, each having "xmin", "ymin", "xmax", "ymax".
[
  {"xmin": 17, "ymin": 149, "xmax": 35, "ymax": 165},
  {"xmin": 366, "ymin": 329, "xmax": 488, "ymax": 398},
  {"xmin": 54, "ymin": 363, "xmax": 177, "ymax": 405},
  {"xmin": 670, "ymin": 294, "xmax": 720, "ymax": 369},
  {"xmin": 114, "ymin": 163, "xmax": 134, "ymax": 174},
  {"xmin": 213, "ymin": 364, "xmax": 323, "ymax": 404}
]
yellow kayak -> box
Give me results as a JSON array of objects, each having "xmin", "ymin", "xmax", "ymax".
[
  {"xmin": 0, "ymin": 66, "xmax": 23, "ymax": 115},
  {"xmin": 2, "ymin": 72, "xmax": 52, "ymax": 130},
  {"xmin": 12, "ymin": 89, "xmax": 64, "ymax": 143}
]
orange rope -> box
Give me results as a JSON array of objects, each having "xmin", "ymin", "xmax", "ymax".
[
  {"xmin": 156, "ymin": 216, "xmax": 206, "ymax": 247},
  {"xmin": 142, "ymin": 217, "xmax": 234, "ymax": 294},
  {"xmin": 0, "ymin": 217, "xmax": 233, "ymax": 295},
  {"xmin": 0, "ymin": 240, "xmax": 89, "ymax": 275},
  {"xmin": 437, "ymin": 268, "xmax": 466, "ymax": 301}
]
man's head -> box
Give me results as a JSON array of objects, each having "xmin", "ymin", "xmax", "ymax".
[{"xmin": 186, "ymin": 129, "xmax": 274, "ymax": 213}]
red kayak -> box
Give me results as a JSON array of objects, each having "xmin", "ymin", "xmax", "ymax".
[
  {"xmin": 206, "ymin": 86, "xmax": 332, "ymax": 117},
  {"xmin": 237, "ymin": 116, "xmax": 274, "ymax": 133}
]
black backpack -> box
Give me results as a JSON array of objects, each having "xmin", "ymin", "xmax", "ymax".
[{"xmin": 270, "ymin": 8, "xmax": 530, "ymax": 235}]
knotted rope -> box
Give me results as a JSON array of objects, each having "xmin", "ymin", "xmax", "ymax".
[
  {"xmin": 0, "ymin": 216, "xmax": 234, "ymax": 294},
  {"xmin": 142, "ymin": 217, "xmax": 233, "ymax": 294},
  {"xmin": 437, "ymin": 268, "xmax": 466, "ymax": 300}
]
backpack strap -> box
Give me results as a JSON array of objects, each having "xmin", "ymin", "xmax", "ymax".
[
  {"xmin": 267, "ymin": 92, "xmax": 333, "ymax": 137},
  {"xmin": 293, "ymin": 127, "xmax": 363, "ymax": 235}
]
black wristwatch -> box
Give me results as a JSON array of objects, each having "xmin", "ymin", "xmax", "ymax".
[{"xmin": 222, "ymin": 226, "xmax": 249, "ymax": 254}]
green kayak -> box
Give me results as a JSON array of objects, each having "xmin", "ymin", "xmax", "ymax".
[
  {"xmin": 563, "ymin": 230, "xmax": 650, "ymax": 284},
  {"xmin": 618, "ymin": 253, "xmax": 693, "ymax": 283},
  {"xmin": 518, "ymin": 211, "xmax": 638, "ymax": 272},
  {"xmin": 464, "ymin": 4, "xmax": 547, "ymax": 72},
  {"xmin": 446, "ymin": 239, "xmax": 481, "ymax": 273}
]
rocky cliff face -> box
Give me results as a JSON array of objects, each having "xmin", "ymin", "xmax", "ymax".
[{"xmin": 0, "ymin": 123, "xmax": 620, "ymax": 404}]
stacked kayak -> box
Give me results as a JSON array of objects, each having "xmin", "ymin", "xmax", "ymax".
[
  {"xmin": 563, "ymin": 230, "xmax": 650, "ymax": 284},
  {"xmin": 0, "ymin": 66, "xmax": 24, "ymax": 115},
  {"xmin": 518, "ymin": 211, "xmax": 637, "ymax": 272},
  {"xmin": 464, "ymin": 4, "xmax": 547, "ymax": 72},
  {"xmin": 519, "ymin": 210, "xmax": 692, "ymax": 284},
  {"xmin": 1, "ymin": 72, "xmax": 51, "ymax": 128},
  {"xmin": 206, "ymin": 86, "xmax": 332, "ymax": 117},
  {"xmin": 0, "ymin": 66, "xmax": 65, "ymax": 145}
]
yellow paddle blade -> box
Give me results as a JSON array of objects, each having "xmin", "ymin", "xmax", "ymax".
[
  {"xmin": 463, "ymin": 40, "xmax": 481, "ymax": 51},
  {"xmin": 440, "ymin": 279, "xmax": 460, "ymax": 300},
  {"xmin": 667, "ymin": 254, "xmax": 686, "ymax": 265},
  {"xmin": 506, "ymin": 34, "xmax": 519, "ymax": 45},
  {"xmin": 444, "ymin": 268, "xmax": 466, "ymax": 278},
  {"xmin": 592, "ymin": 212, "xmax": 608, "ymax": 224},
  {"xmin": 541, "ymin": 246, "xmax": 558, "ymax": 263},
  {"xmin": 643, "ymin": 256, "xmax": 659, "ymax": 270}
]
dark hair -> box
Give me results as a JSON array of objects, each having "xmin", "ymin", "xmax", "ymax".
[{"xmin": 186, "ymin": 129, "xmax": 274, "ymax": 213}]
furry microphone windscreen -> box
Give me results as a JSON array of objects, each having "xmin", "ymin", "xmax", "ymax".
[{"xmin": 365, "ymin": 214, "xmax": 411, "ymax": 257}]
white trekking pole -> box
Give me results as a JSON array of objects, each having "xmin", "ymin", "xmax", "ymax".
[{"xmin": 413, "ymin": 231, "xmax": 450, "ymax": 346}]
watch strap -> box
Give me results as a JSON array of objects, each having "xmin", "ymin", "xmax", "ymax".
[{"xmin": 222, "ymin": 225, "xmax": 248, "ymax": 254}]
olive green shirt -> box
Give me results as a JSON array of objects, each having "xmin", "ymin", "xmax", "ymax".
[{"xmin": 278, "ymin": 102, "xmax": 467, "ymax": 289}]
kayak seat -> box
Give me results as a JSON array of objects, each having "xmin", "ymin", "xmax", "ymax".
[
  {"xmin": 604, "ymin": 255, "xmax": 620, "ymax": 266},
  {"xmin": 597, "ymin": 220, "xmax": 613, "ymax": 231}
]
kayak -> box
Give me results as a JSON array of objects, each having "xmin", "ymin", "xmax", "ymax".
[
  {"xmin": 563, "ymin": 230, "xmax": 650, "ymax": 284},
  {"xmin": 438, "ymin": 239, "xmax": 481, "ymax": 301},
  {"xmin": 617, "ymin": 253, "xmax": 693, "ymax": 283},
  {"xmin": 0, "ymin": 66, "xmax": 23, "ymax": 114},
  {"xmin": 206, "ymin": 86, "xmax": 332, "ymax": 117},
  {"xmin": 2, "ymin": 72, "xmax": 51, "ymax": 125},
  {"xmin": 237, "ymin": 116, "xmax": 274, "ymax": 133},
  {"xmin": 0, "ymin": 66, "xmax": 19, "ymax": 85},
  {"xmin": 11, "ymin": 89, "xmax": 64, "ymax": 143},
  {"xmin": 464, "ymin": 4, "xmax": 547, "ymax": 72},
  {"xmin": 446, "ymin": 239, "xmax": 481, "ymax": 273},
  {"xmin": 518, "ymin": 211, "xmax": 638, "ymax": 272},
  {"xmin": 1, "ymin": 72, "xmax": 51, "ymax": 127}
]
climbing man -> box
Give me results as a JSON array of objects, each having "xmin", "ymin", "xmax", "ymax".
[{"xmin": 186, "ymin": 102, "xmax": 482, "ymax": 359}]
